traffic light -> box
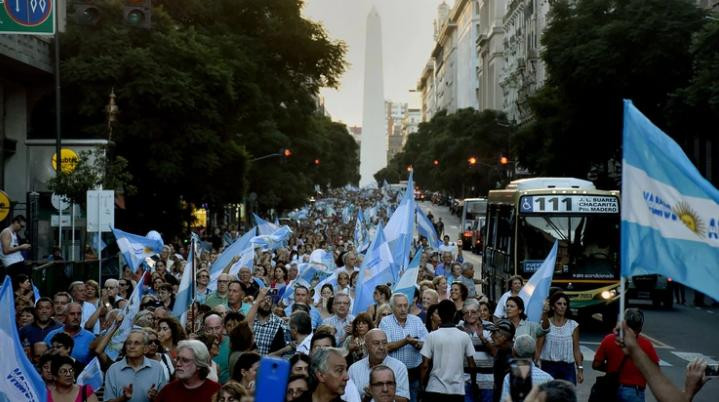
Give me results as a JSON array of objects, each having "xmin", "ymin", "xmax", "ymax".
[
  {"xmin": 499, "ymin": 155, "xmax": 510, "ymax": 165},
  {"xmin": 314, "ymin": 159, "xmax": 321, "ymax": 166},
  {"xmin": 282, "ymin": 148, "xmax": 292, "ymax": 158},
  {"xmin": 124, "ymin": 0, "xmax": 151, "ymax": 29},
  {"xmin": 433, "ymin": 159, "xmax": 439, "ymax": 166},
  {"xmin": 72, "ymin": 1, "xmax": 101, "ymax": 26}
]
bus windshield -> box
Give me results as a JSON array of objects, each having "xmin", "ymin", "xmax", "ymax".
[{"xmin": 516, "ymin": 214, "xmax": 619, "ymax": 280}]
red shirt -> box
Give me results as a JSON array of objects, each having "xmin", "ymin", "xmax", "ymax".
[
  {"xmin": 593, "ymin": 333, "xmax": 659, "ymax": 387},
  {"xmin": 155, "ymin": 379, "xmax": 220, "ymax": 402}
]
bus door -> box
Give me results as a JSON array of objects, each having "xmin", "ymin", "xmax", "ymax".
[{"xmin": 483, "ymin": 203, "xmax": 515, "ymax": 301}]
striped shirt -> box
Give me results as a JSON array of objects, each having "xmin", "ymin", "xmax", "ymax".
[{"xmin": 379, "ymin": 314, "xmax": 428, "ymax": 369}]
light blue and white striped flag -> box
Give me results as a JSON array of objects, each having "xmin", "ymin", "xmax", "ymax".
[
  {"xmin": 621, "ymin": 100, "xmax": 719, "ymax": 300},
  {"xmin": 416, "ymin": 207, "xmax": 440, "ymax": 249},
  {"xmin": 253, "ymin": 213, "xmax": 279, "ymax": 235},
  {"xmin": 0, "ymin": 277, "xmax": 46, "ymax": 402},
  {"xmin": 105, "ymin": 271, "xmax": 147, "ymax": 360},
  {"xmin": 518, "ymin": 241, "xmax": 558, "ymax": 323},
  {"xmin": 111, "ymin": 228, "xmax": 164, "ymax": 272},
  {"xmin": 354, "ymin": 210, "xmax": 370, "ymax": 254},
  {"xmin": 76, "ymin": 357, "xmax": 103, "ymax": 391},
  {"xmin": 353, "ymin": 224, "xmax": 395, "ymax": 315},
  {"xmin": 393, "ymin": 249, "xmax": 423, "ymax": 303},
  {"xmin": 172, "ymin": 234, "xmax": 200, "ymax": 321},
  {"xmin": 383, "ymin": 171, "xmax": 416, "ymax": 280}
]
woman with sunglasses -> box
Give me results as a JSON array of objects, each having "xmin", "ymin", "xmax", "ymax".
[
  {"xmin": 47, "ymin": 355, "xmax": 99, "ymax": 402},
  {"xmin": 144, "ymin": 328, "xmax": 175, "ymax": 381},
  {"xmin": 116, "ymin": 279, "xmax": 134, "ymax": 300}
]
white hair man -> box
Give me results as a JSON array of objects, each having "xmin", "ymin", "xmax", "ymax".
[
  {"xmin": 349, "ymin": 329, "xmax": 409, "ymax": 401},
  {"xmin": 379, "ymin": 293, "xmax": 428, "ymax": 402},
  {"xmin": 155, "ymin": 340, "xmax": 220, "ymax": 401},
  {"xmin": 307, "ymin": 347, "xmax": 350, "ymax": 402}
]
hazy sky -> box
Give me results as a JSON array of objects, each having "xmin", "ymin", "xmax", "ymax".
[{"xmin": 302, "ymin": 0, "xmax": 445, "ymax": 126}]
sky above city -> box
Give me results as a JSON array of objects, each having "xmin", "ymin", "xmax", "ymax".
[{"xmin": 302, "ymin": 0, "xmax": 445, "ymax": 126}]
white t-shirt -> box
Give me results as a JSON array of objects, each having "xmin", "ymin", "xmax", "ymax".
[
  {"xmin": 493, "ymin": 291, "xmax": 512, "ymax": 318},
  {"xmin": 340, "ymin": 378, "xmax": 361, "ymax": 402},
  {"xmin": 420, "ymin": 326, "xmax": 474, "ymax": 395}
]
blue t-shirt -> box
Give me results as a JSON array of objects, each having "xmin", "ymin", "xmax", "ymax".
[{"xmin": 43, "ymin": 327, "xmax": 96, "ymax": 365}]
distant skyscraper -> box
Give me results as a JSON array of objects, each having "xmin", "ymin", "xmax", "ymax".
[{"xmin": 359, "ymin": 6, "xmax": 387, "ymax": 187}]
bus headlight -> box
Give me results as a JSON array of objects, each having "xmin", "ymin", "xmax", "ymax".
[{"xmin": 601, "ymin": 290, "xmax": 616, "ymax": 300}]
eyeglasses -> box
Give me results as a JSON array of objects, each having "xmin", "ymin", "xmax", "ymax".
[
  {"xmin": 59, "ymin": 368, "xmax": 74, "ymax": 376},
  {"xmin": 217, "ymin": 280, "xmax": 229, "ymax": 284},
  {"xmin": 176, "ymin": 357, "xmax": 195, "ymax": 366}
]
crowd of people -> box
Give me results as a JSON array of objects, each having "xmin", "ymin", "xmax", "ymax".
[{"xmin": 1, "ymin": 187, "xmax": 713, "ymax": 402}]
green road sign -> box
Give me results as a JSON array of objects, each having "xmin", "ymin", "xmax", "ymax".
[{"xmin": 0, "ymin": 0, "xmax": 55, "ymax": 35}]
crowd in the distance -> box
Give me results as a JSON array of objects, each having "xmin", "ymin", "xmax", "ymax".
[{"xmin": 1, "ymin": 187, "xmax": 713, "ymax": 402}]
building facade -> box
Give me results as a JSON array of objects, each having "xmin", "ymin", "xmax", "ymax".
[
  {"xmin": 499, "ymin": 0, "xmax": 550, "ymax": 123},
  {"xmin": 476, "ymin": 0, "xmax": 506, "ymax": 111}
]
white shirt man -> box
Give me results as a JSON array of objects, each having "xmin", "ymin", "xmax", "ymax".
[
  {"xmin": 349, "ymin": 329, "xmax": 409, "ymax": 402},
  {"xmin": 420, "ymin": 300, "xmax": 476, "ymax": 399}
]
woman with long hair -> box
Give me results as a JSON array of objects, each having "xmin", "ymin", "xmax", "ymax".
[
  {"xmin": 84, "ymin": 280, "xmax": 101, "ymax": 307},
  {"xmin": 232, "ymin": 352, "xmax": 261, "ymax": 394},
  {"xmin": 367, "ymin": 284, "xmax": 392, "ymax": 322},
  {"xmin": 536, "ymin": 292, "xmax": 583, "ymax": 384},
  {"xmin": 433, "ymin": 275, "xmax": 449, "ymax": 301},
  {"xmin": 342, "ymin": 313, "xmax": 374, "ymax": 364},
  {"xmin": 156, "ymin": 316, "xmax": 187, "ymax": 360},
  {"xmin": 228, "ymin": 320, "xmax": 256, "ymax": 378},
  {"xmin": 47, "ymin": 355, "xmax": 99, "ymax": 402},
  {"xmin": 505, "ymin": 295, "xmax": 549, "ymax": 341},
  {"xmin": 450, "ymin": 282, "xmax": 469, "ymax": 323},
  {"xmin": 289, "ymin": 353, "xmax": 311, "ymax": 377},
  {"xmin": 196, "ymin": 333, "xmax": 221, "ymax": 382},
  {"xmin": 143, "ymin": 327, "xmax": 175, "ymax": 380},
  {"xmin": 317, "ymin": 284, "xmax": 335, "ymax": 319}
]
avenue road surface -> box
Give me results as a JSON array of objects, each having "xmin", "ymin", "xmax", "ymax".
[{"xmin": 419, "ymin": 200, "xmax": 719, "ymax": 402}]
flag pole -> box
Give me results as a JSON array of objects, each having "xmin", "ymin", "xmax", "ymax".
[{"xmin": 190, "ymin": 234, "xmax": 197, "ymax": 334}]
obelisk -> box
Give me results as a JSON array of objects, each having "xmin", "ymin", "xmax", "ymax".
[{"xmin": 359, "ymin": 6, "xmax": 387, "ymax": 187}]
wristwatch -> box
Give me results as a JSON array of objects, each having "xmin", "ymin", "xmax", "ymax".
[{"xmin": 576, "ymin": 365, "xmax": 584, "ymax": 370}]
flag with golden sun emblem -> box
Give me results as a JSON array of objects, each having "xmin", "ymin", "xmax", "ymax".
[{"xmin": 621, "ymin": 100, "xmax": 719, "ymax": 301}]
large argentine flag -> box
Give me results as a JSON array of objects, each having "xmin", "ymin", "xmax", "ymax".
[
  {"xmin": 253, "ymin": 213, "xmax": 279, "ymax": 235},
  {"xmin": 621, "ymin": 100, "xmax": 719, "ymax": 301},
  {"xmin": 518, "ymin": 241, "xmax": 558, "ymax": 323},
  {"xmin": 106, "ymin": 272, "xmax": 147, "ymax": 360},
  {"xmin": 383, "ymin": 172, "xmax": 416, "ymax": 280},
  {"xmin": 0, "ymin": 278, "xmax": 46, "ymax": 402},
  {"xmin": 353, "ymin": 224, "xmax": 395, "ymax": 315},
  {"xmin": 112, "ymin": 228, "xmax": 164, "ymax": 272}
]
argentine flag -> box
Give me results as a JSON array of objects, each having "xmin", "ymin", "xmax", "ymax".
[
  {"xmin": 105, "ymin": 272, "xmax": 147, "ymax": 360},
  {"xmin": 112, "ymin": 228, "xmax": 164, "ymax": 272},
  {"xmin": 173, "ymin": 234, "xmax": 200, "ymax": 321},
  {"xmin": 0, "ymin": 277, "xmax": 46, "ymax": 402},
  {"xmin": 253, "ymin": 213, "xmax": 279, "ymax": 235},
  {"xmin": 353, "ymin": 224, "xmax": 395, "ymax": 315},
  {"xmin": 383, "ymin": 171, "xmax": 416, "ymax": 280},
  {"xmin": 77, "ymin": 357, "xmax": 103, "ymax": 392},
  {"xmin": 250, "ymin": 226, "xmax": 292, "ymax": 251},
  {"xmin": 621, "ymin": 100, "xmax": 719, "ymax": 301},
  {"xmin": 209, "ymin": 227, "xmax": 256, "ymax": 285},
  {"xmin": 354, "ymin": 210, "xmax": 370, "ymax": 253},
  {"xmin": 518, "ymin": 241, "xmax": 558, "ymax": 323},
  {"xmin": 393, "ymin": 249, "xmax": 423, "ymax": 303},
  {"xmin": 416, "ymin": 207, "xmax": 440, "ymax": 249}
]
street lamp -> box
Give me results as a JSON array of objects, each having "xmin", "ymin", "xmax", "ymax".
[{"xmin": 468, "ymin": 156, "xmax": 477, "ymax": 166}]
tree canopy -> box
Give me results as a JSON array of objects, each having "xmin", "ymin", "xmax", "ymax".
[
  {"xmin": 377, "ymin": 109, "xmax": 513, "ymax": 197},
  {"xmin": 43, "ymin": 0, "xmax": 354, "ymax": 235},
  {"xmin": 514, "ymin": 0, "xmax": 712, "ymax": 187}
]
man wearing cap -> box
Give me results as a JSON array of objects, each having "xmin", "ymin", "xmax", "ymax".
[
  {"xmin": 499, "ymin": 335, "xmax": 554, "ymax": 401},
  {"xmin": 488, "ymin": 319, "xmax": 515, "ymax": 402}
]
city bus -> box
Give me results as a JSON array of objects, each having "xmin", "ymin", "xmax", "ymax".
[
  {"xmin": 460, "ymin": 198, "xmax": 487, "ymax": 252},
  {"xmin": 482, "ymin": 178, "xmax": 620, "ymax": 327}
]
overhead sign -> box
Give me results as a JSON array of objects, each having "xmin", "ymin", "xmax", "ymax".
[
  {"xmin": 0, "ymin": 190, "xmax": 10, "ymax": 221},
  {"xmin": 51, "ymin": 148, "xmax": 79, "ymax": 173},
  {"xmin": 0, "ymin": 0, "xmax": 55, "ymax": 35},
  {"xmin": 86, "ymin": 190, "xmax": 114, "ymax": 232},
  {"xmin": 520, "ymin": 195, "xmax": 619, "ymax": 214}
]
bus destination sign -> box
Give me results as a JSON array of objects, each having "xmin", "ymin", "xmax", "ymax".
[{"xmin": 520, "ymin": 195, "xmax": 619, "ymax": 214}]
